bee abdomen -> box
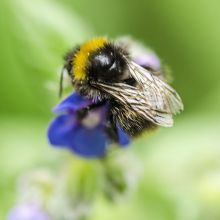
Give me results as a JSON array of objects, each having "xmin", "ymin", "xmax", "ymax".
[{"xmin": 111, "ymin": 105, "xmax": 157, "ymax": 137}]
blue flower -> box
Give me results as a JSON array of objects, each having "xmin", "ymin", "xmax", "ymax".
[
  {"xmin": 47, "ymin": 92, "xmax": 130, "ymax": 158},
  {"xmin": 7, "ymin": 203, "xmax": 50, "ymax": 220}
]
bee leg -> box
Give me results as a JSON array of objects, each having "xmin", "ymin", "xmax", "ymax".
[
  {"xmin": 76, "ymin": 101, "xmax": 106, "ymax": 120},
  {"xmin": 105, "ymin": 114, "xmax": 118, "ymax": 142},
  {"xmin": 76, "ymin": 107, "xmax": 90, "ymax": 120}
]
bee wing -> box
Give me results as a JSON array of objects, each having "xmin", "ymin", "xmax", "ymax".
[
  {"xmin": 92, "ymin": 61, "xmax": 183, "ymax": 127},
  {"xmin": 127, "ymin": 61, "xmax": 183, "ymax": 114}
]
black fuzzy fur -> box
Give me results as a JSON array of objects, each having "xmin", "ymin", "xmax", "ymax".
[{"xmin": 63, "ymin": 42, "xmax": 156, "ymax": 137}]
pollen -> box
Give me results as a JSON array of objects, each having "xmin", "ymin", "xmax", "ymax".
[{"xmin": 73, "ymin": 37, "xmax": 107, "ymax": 80}]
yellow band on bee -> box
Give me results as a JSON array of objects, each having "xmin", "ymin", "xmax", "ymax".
[{"xmin": 73, "ymin": 37, "xmax": 107, "ymax": 80}]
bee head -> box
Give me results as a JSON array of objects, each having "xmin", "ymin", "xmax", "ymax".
[
  {"xmin": 72, "ymin": 37, "xmax": 128, "ymax": 83},
  {"xmin": 87, "ymin": 44, "xmax": 127, "ymax": 83},
  {"xmin": 62, "ymin": 38, "xmax": 130, "ymax": 99}
]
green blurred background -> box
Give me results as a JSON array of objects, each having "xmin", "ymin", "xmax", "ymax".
[{"xmin": 1, "ymin": 0, "xmax": 220, "ymax": 219}]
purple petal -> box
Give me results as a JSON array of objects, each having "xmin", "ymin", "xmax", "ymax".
[
  {"xmin": 53, "ymin": 92, "xmax": 93, "ymax": 113},
  {"xmin": 47, "ymin": 114, "xmax": 78, "ymax": 147},
  {"xmin": 69, "ymin": 125, "xmax": 109, "ymax": 158},
  {"xmin": 7, "ymin": 203, "xmax": 50, "ymax": 220},
  {"xmin": 116, "ymin": 125, "xmax": 130, "ymax": 147},
  {"xmin": 48, "ymin": 114, "xmax": 109, "ymax": 157},
  {"xmin": 95, "ymin": 104, "xmax": 109, "ymax": 122},
  {"xmin": 135, "ymin": 53, "xmax": 161, "ymax": 70},
  {"xmin": 81, "ymin": 104, "xmax": 109, "ymax": 128}
]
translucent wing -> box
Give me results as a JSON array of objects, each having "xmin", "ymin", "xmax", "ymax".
[
  {"xmin": 127, "ymin": 61, "xmax": 183, "ymax": 113},
  {"xmin": 92, "ymin": 60, "xmax": 183, "ymax": 127}
]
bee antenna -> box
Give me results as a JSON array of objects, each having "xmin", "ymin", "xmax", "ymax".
[{"xmin": 59, "ymin": 67, "xmax": 65, "ymax": 98}]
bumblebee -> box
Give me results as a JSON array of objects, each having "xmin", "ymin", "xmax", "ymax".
[{"xmin": 61, "ymin": 37, "xmax": 183, "ymax": 136}]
